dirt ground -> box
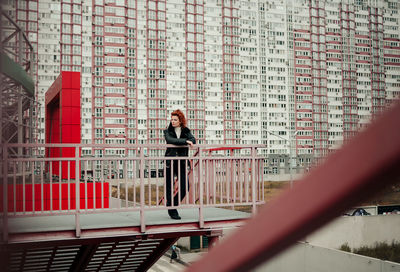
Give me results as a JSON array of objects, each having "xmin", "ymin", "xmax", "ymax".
[
  {"xmin": 264, "ymin": 180, "xmax": 400, "ymax": 206},
  {"xmin": 111, "ymin": 180, "xmax": 400, "ymax": 210}
]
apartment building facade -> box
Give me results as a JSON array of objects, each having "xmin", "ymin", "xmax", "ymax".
[{"xmin": 2, "ymin": 0, "xmax": 399, "ymax": 176}]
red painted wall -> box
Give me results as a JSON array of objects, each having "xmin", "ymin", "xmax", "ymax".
[{"xmin": 45, "ymin": 71, "xmax": 81, "ymax": 179}]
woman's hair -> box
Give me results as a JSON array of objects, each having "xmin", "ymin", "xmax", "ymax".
[{"xmin": 171, "ymin": 109, "xmax": 187, "ymax": 128}]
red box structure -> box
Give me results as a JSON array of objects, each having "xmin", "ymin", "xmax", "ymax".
[
  {"xmin": 45, "ymin": 71, "xmax": 81, "ymax": 179},
  {"xmin": 0, "ymin": 183, "xmax": 110, "ymax": 212}
]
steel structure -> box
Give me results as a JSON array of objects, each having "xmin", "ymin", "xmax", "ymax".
[
  {"xmin": 0, "ymin": 9, "xmax": 39, "ymax": 154},
  {"xmin": 14, "ymin": 0, "xmax": 39, "ymax": 106}
]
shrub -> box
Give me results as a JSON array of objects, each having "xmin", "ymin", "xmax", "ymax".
[
  {"xmin": 339, "ymin": 243, "xmax": 351, "ymax": 252},
  {"xmin": 353, "ymin": 241, "xmax": 400, "ymax": 263},
  {"xmin": 339, "ymin": 241, "xmax": 400, "ymax": 263}
]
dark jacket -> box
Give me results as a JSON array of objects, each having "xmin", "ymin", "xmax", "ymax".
[{"xmin": 164, "ymin": 123, "xmax": 196, "ymax": 157}]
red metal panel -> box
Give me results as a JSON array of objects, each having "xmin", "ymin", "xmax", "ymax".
[
  {"xmin": 45, "ymin": 75, "xmax": 62, "ymax": 107},
  {"xmin": 62, "ymin": 71, "xmax": 72, "ymax": 89},
  {"xmin": 70, "ymin": 125, "xmax": 81, "ymax": 143},
  {"xmin": 187, "ymin": 101, "xmax": 400, "ymax": 272},
  {"xmin": 62, "ymin": 107, "xmax": 72, "ymax": 125},
  {"xmin": 70, "ymin": 90, "xmax": 80, "ymax": 107},
  {"xmin": 70, "ymin": 108, "xmax": 81, "ymax": 126},
  {"xmin": 46, "ymin": 71, "xmax": 81, "ymax": 179},
  {"xmin": 1, "ymin": 183, "xmax": 110, "ymax": 212},
  {"xmin": 61, "ymin": 90, "xmax": 73, "ymax": 107},
  {"xmin": 70, "ymin": 71, "xmax": 80, "ymax": 89}
]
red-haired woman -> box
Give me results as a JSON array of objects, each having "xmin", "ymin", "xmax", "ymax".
[{"xmin": 164, "ymin": 109, "xmax": 196, "ymax": 219}]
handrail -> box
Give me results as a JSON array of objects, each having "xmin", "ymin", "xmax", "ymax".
[
  {"xmin": 1, "ymin": 144, "xmax": 265, "ymax": 241},
  {"xmin": 1, "ymin": 143, "xmax": 266, "ymax": 149}
]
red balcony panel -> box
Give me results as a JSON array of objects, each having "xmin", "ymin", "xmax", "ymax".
[{"xmin": 1, "ymin": 183, "xmax": 109, "ymax": 212}]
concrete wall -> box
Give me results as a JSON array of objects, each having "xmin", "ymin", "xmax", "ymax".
[
  {"xmin": 255, "ymin": 242, "xmax": 400, "ymax": 272},
  {"xmin": 264, "ymin": 173, "xmax": 304, "ymax": 182},
  {"xmin": 179, "ymin": 214, "xmax": 400, "ymax": 251},
  {"xmin": 177, "ymin": 215, "xmax": 400, "ymax": 270},
  {"xmin": 305, "ymin": 214, "xmax": 400, "ymax": 249}
]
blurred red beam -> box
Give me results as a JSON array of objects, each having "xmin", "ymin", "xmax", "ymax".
[{"xmin": 187, "ymin": 101, "xmax": 400, "ymax": 272}]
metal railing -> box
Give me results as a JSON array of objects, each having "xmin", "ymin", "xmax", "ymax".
[{"xmin": 1, "ymin": 144, "xmax": 265, "ymax": 240}]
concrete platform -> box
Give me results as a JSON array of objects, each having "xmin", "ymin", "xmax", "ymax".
[
  {"xmin": 6, "ymin": 207, "xmax": 250, "ymax": 234},
  {"xmin": 2, "ymin": 200, "xmax": 251, "ymax": 246}
]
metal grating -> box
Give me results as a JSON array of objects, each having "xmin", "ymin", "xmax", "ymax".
[
  {"xmin": 6, "ymin": 238, "xmax": 172, "ymax": 272},
  {"xmin": 9, "ymin": 245, "xmax": 80, "ymax": 272},
  {"xmin": 85, "ymin": 239, "xmax": 161, "ymax": 271}
]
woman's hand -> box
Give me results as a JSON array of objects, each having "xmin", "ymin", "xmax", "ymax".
[{"xmin": 186, "ymin": 140, "xmax": 194, "ymax": 147}]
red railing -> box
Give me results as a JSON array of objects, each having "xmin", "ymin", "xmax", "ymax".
[
  {"xmin": 187, "ymin": 101, "xmax": 400, "ymax": 272},
  {"xmin": 1, "ymin": 144, "xmax": 265, "ymax": 241}
]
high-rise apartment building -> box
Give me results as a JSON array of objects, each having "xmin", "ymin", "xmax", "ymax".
[{"xmin": 2, "ymin": 0, "xmax": 399, "ymax": 176}]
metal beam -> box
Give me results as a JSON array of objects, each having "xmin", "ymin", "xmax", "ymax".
[
  {"xmin": 69, "ymin": 244, "xmax": 98, "ymax": 272},
  {"xmin": 0, "ymin": 246, "xmax": 10, "ymax": 271},
  {"xmin": 187, "ymin": 101, "xmax": 400, "ymax": 272},
  {"xmin": 4, "ymin": 228, "xmax": 228, "ymax": 250},
  {"xmin": 135, "ymin": 237, "xmax": 178, "ymax": 272},
  {"xmin": 0, "ymin": 53, "xmax": 34, "ymax": 97}
]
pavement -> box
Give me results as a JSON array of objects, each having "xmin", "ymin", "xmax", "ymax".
[
  {"xmin": 148, "ymin": 255, "xmax": 186, "ymax": 272},
  {"xmin": 164, "ymin": 249, "xmax": 206, "ymax": 266},
  {"xmin": 149, "ymin": 250, "xmax": 205, "ymax": 272}
]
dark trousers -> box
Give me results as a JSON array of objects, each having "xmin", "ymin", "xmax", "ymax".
[{"xmin": 166, "ymin": 160, "xmax": 188, "ymax": 207}]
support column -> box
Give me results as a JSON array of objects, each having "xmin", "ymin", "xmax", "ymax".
[
  {"xmin": 207, "ymin": 235, "xmax": 220, "ymax": 249},
  {"xmin": 206, "ymin": 229, "xmax": 222, "ymax": 249},
  {"xmin": 69, "ymin": 244, "xmax": 98, "ymax": 272}
]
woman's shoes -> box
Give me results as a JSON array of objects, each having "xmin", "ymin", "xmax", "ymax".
[{"xmin": 168, "ymin": 209, "xmax": 181, "ymax": 220}]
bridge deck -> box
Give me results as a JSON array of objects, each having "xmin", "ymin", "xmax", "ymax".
[
  {"xmin": 1, "ymin": 205, "xmax": 250, "ymax": 271},
  {"xmin": 3, "ymin": 204, "xmax": 250, "ymax": 246}
]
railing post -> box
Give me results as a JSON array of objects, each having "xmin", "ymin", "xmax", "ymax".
[
  {"xmin": 75, "ymin": 146, "xmax": 81, "ymax": 237},
  {"xmin": 140, "ymin": 147, "xmax": 145, "ymax": 232},
  {"xmin": 198, "ymin": 147, "xmax": 204, "ymax": 228},
  {"xmin": 251, "ymin": 147, "xmax": 256, "ymax": 214},
  {"xmin": 17, "ymin": 31, "xmax": 23, "ymax": 170},
  {"xmin": 2, "ymin": 145, "xmax": 8, "ymax": 242}
]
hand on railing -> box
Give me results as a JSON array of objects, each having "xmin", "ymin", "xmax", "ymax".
[{"xmin": 186, "ymin": 140, "xmax": 194, "ymax": 147}]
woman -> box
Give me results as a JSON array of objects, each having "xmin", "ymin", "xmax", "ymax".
[{"xmin": 164, "ymin": 109, "xmax": 195, "ymax": 219}]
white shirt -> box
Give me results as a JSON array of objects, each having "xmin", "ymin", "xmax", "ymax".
[{"xmin": 174, "ymin": 127, "xmax": 182, "ymax": 139}]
